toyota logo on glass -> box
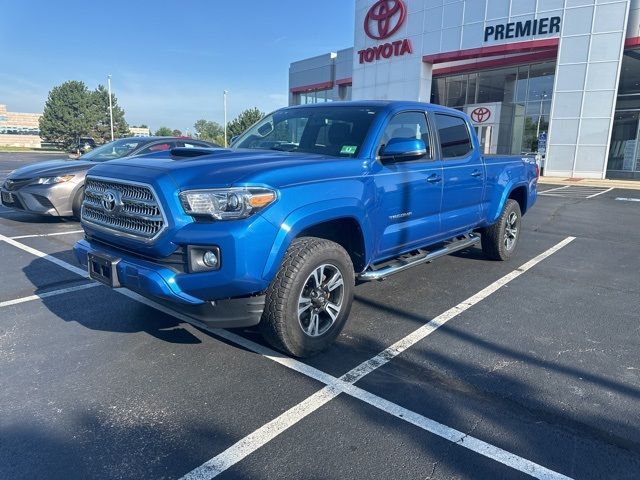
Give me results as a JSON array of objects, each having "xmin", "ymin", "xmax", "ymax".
[
  {"xmin": 471, "ymin": 107, "xmax": 492, "ymax": 124},
  {"xmin": 358, "ymin": 0, "xmax": 413, "ymax": 64}
]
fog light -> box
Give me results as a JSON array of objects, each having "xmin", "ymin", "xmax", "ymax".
[
  {"xmin": 203, "ymin": 250, "xmax": 219, "ymax": 268},
  {"xmin": 187, "ymin": 245, "xmax": 221, "ymax": 272}
]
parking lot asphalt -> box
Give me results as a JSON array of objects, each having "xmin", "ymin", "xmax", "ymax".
[{"xmin": 1, "ymin": 153, "xmax": 639, "ymax": 480}]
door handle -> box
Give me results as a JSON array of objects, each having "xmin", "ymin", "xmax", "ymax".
[
  {"xmin": 471, "ymin": 170, "xmax": 483, "ymax": 178},
  {"xmin": 426, "ymin": 174, "xmax": 442, "ymax": 183}
]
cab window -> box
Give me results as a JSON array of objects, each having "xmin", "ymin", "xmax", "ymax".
[
  {"xmin": 434, "ymin": 114, "xmax": 473, "ymax": 158},
  {"xmin": 379, "ymin": 111, "xmax": 431, "ymax": 160}
]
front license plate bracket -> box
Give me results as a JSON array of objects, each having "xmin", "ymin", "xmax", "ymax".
[{"xmin": 88, "ymin": 253, "xmax": 121, "ymax": 288}]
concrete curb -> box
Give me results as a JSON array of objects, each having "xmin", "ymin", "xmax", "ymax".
[{"xmin": 539, "ymin": 176, "xmax": 640, "ymax": 191}]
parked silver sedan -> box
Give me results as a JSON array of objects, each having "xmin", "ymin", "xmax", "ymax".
[{"xmin": 0, "ymin": 137, "xmax": 218, "ymax": 218}]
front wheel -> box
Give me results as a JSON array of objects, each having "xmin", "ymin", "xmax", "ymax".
[
  {"xmin": 71, "ymin": 186, "xmax": 85, "ymax": 220},
  {"xmin": 259, "ymin": 237, "xmax": 355, "ymax": 357},
  {"xmin": 481, "ymin": 199, "xmax": 522, "ymax": 261}
]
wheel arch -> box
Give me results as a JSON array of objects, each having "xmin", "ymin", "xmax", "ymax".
[
  {"xmin": 262, "ymin": 199, "xmax": 372, "ymax": 280},
  {"xmin": 508, "ymin": 185, "xmax": 528, "ymax": 215}
]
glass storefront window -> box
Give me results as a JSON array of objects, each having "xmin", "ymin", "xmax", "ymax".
[
  {"xmin": 608, "ymin": 49, "xmax": 640, "ymax": 179},
  {"xmin": 338, "ymin": 84, "xmax": 352, "ymax": 101},
  {"xmin": 477, "ymin": 67, "xmax": 517, "ymax": 103},
  {"xmin": 446, "ymin": 75, "xmax": 467, "ymax": 108},
  {"xmin": 608, "ymin": 112, "xmax": 639, "ymax": 173},
  {"xmin": 431, "ymin": 77, "xmax": 446, "ymax": 105},
  {"xmin": 618, "ymin": 50, "xmax": 640, "ymax": 95},
  {"xmin": 527, "ymin": 63, "xmax": 555, "ymax": 102},
  {"xmin": 466, "ymin": 73, "xmax": 478, "ymax": 105},
  {"xmin": 430, "ymin": 61, "xmax": 555, "ymax": 155},
  {"xmin": 515, "ymin": 66, "xmax": 529, "ymax": 103},
  {"xmin": 295, "ymin": 87, "xmax": 334, "ymax": 105}
]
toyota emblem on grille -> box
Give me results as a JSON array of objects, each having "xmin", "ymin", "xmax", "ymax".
[{"xmin": 101, "ymin": 189, "xmax": 122, "ymax": 214}]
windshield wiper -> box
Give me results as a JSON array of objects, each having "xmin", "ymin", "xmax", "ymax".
[{"xmin": 269, "ymin": 145, "xmax": 298, "ymax": 152}]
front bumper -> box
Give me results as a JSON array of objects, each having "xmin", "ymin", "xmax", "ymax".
[
  {"xmin": 73, "ymin": 239, "xmax": 266, "ymax": 328},
  {"xmin": 0, "ymin": 181, "xmax": 79, "ymax": 216}
]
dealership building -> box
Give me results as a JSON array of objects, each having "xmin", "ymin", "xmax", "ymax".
[{"xmin": 289, "ymin": 0, "xmax": 640, "ymax": 180}]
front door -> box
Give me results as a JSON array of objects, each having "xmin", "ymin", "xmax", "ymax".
[
  {"xmin": 434, "ymin": 113, "xmax": 484, "ymax": 234},
  {"xmin": 371, "ymin": 111, "xmax": 443, "ymax": 260}
]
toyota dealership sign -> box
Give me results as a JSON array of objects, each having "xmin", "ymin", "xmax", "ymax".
[
  {"xmin": 470, "ymin": 107, "xmax": 492, "ymax": 124},
  {"xmin": 465, "ymin": 104, "xmax": 500, "ymax": 126},
  {"xmin": 358, "ymin": 0, "xmax": 413, "ymax": 64}
]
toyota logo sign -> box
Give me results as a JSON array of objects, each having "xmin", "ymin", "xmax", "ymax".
[
  {"xmin": 101, "ymin": 189, "xmax": 122, "ymax": 215},
  {"xmin": 364, "ymin": 0, "xmax": 407, "ymax": 40},
  {"xmin": 470, "ymin": 107, "xmax": 492, "ymax": 123}
]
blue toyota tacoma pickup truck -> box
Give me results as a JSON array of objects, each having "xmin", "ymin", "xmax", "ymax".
[{"xmin": 73, "ymin": 101, "xmax": 538, "ymax": 357}]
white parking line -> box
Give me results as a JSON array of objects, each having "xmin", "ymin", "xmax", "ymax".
[
  {"xmin": 0, "ymin": 233, "xmax": 88, "ymax": 277},
  {"xmin": 0, "ymin": 233, "xmax": 576, "ymax": 480},
  {"xmin": 615, "ymin": 197, "xmax": 640, "ymax": 202},
  {"xmin": 539, "ymin": 186, "xmax": 613, "ymax": 199},
  {"xmin": 586, "ymin": 187, "xmax": 613, "ymax": 199},
  {"xmin": 10, "ymin": 230, "xmax": 84, "ymax": 240},
  {"xmin": 0, "ymin": 282, "xmax": 99, "ymax": 308},
  {"xmin": 341, "ymin": 236, "xmax": 576, "ymax": 384},
  {"xmin": 539, "ymin": 185, "xmax": 570, "ymax": 193}
]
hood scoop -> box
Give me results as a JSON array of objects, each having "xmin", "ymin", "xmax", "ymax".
[{"xmin": 169, "ymin": 147, "xmax": 230, "ymax": 158}]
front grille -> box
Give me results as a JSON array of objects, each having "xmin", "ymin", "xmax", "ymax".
[
  {"xmin": 4, "ymin": 178, "xmax": 32, "ymax": 191},
  {"xmin": 82, "ymin": 177, "xmax": 166, "ymax": 241}
]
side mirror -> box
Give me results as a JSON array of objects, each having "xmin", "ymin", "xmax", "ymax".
[
  {"xmin": 229, "ymin": 135, "xmax": 239, "ymax": 145},
  {"xmin": 380, "ymin": 137, "xmax": 427, "ymax": 162}
]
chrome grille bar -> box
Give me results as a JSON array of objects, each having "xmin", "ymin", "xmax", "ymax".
[{"xmin": 81, "ymin": 177, "xmax": 166, "ymax": 241}]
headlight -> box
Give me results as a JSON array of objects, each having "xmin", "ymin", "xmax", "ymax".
[
  {"xmin": 179, "ymin": 187, "xmax": 276, "ymax": 220},
  {"xmin": 34, "ymin": 174, "xmax": 75, "ymax": 185}
]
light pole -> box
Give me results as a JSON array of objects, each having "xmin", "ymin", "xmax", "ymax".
[
  {"xmin": 223, "ymin": 90, "xmax": 228, "ymax": 147},
  {"xmin": 107, "ymin": 75, "xmax": 114, "ymax": 142}
]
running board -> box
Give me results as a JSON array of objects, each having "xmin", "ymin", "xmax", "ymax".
[{"xmin": 357, "ymin": 234, "xmax": 480, "ymax": 282}]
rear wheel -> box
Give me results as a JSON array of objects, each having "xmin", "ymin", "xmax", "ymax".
[
  {"xmin": 259, "ymin": 237, "xmax": 354, "ymax": 357},
  {"xmin": 481, "ymin": 199, "xmax": 521, "ymax": 261}
]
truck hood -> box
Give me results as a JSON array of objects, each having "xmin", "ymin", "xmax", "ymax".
[
  {"xmin": 88, "ymin": 149, "xmax": 344, "ymax": 189},
  {"xmin": 9, "ymin": 159, "xmax": 94, "ymax": 180}
]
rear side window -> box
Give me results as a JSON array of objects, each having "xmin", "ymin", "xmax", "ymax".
[{"xmin": 434, "ymin": 114, "xmax": 473, "ymax": 158}]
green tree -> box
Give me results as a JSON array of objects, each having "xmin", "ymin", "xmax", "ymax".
[
  {"xmin": 154, "ymin": 127, "xmax": 173, "ymax": 136},
  {"xmin": 227, "ymin": 108, "xmax": 264, "ymax": 143},
  {"xmin": 90, "ymin": 85, "xmax": 129, "ymax": 143},
  {"xmin": 172, "ymin": 129, "xmax": 182, "ymax": 137},
  {"xmin": 194, "ymin": 119, "xmax": 225, "ymax": 145},
  {"xmin": 39, "ymin": 81, "xmax": 93, "ymax": 149}
]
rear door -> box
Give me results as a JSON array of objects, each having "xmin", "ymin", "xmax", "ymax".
[
  {"xmin": 433, "ymin": 113, "xmax": 484, "ymax": 234},
  {"xmin": 372, "ymin": 111, "xmax": 443, "ymax": 260}
]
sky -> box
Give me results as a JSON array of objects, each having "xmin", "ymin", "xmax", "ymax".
[{"xmin": 0, "ymin": 0, "xmax": 355, "ymax": 132}]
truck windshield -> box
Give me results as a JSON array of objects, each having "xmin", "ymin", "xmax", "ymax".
[{"xmin": 232, "ymin": 106, "xmax": 380, "ymax": 157}]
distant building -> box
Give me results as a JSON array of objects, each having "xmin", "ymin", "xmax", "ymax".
[
  {"xmin": 0, "ymin": 104, "xmax": 42, "ymax": 148},
  {"xmin": 129, "ymin": 127, "xmax": 150, "ymax": 137}
]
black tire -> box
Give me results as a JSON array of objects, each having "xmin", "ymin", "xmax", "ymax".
[
  {"xmin": 259, "ymin": 237, "xmax": 355, "ymax": 357},
  {"xmin": 71, "ymin": 186, "xmax": 84, "ymax": 220},
  {"xmin": 481, "ymin": 199, "xmax": 522, "ymax": 261}
]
